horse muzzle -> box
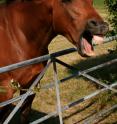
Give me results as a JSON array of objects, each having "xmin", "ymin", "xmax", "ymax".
[{"xmin": 87, "ymin": 19, "xmax": 109, "ymax": 35}]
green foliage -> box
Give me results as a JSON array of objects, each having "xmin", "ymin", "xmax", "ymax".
[{"xmin": 105, "ymin": 0, "xmax": 117, "ymax": 34}]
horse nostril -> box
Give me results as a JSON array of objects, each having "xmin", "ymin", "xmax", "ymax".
[
  {"xmin": 87, "ymin": 20, "xmax": 109, "ymax": 35},
  {"xmin": 88, "ymin": 19, "xmax": 98, "ymax": 27},
  {"xmin": 87, "ymin": 20, "xmax": 109, "ymax": 34}
]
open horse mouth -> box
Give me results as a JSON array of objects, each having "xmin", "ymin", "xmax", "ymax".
[
  {"xmin": 79, "ymin": 31, "xmax": 104, "ymax": 57},
  {"xmin": 78, "ymin": 20, "xmax": 109, "ymax": 57}
]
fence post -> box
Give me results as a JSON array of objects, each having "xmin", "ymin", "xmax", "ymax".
[{"xmin": 53, "ymin": 59, "xmax": 63, "ymax": 124}]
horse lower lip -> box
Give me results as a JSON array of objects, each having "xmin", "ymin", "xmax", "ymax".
[{"xmin": 78, "ymin": 37, "xmax": 95, "ymax": 57}]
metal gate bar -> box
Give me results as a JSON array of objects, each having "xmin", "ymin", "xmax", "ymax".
[
  {"xmin": 0, "ymin": 48, "xmax": 77, "ymax": 74},
  {"xmin": 83, "ymin": 104, "xmax": 117, "ymax": 124},
  {"xmin": 53, "ymin": 60, "xmax": 63, "ymax": 124},
  {"xmin": 81, "ymin": 73, "xmax": 117, "ymax": 93},
  {"xmin": 0, "ymin": 92, "xmax": 34, "ymax": 107}
]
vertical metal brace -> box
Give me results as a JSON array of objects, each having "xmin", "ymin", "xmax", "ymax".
[{"xmin": 53, "ymin": 59, "xmax": 63, "ymax": 124}]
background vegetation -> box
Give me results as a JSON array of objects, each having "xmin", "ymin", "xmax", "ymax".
[{"xmin": 105, "ymin": 0, "xmax": 117, "ymax": 34}]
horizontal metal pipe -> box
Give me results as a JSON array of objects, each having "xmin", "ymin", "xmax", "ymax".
[
  {"xmin": 63, "ymin": 82, "xmax": 117, "ymax": 111},
  {"xmin": 93, "ymin": 35, "xmax": 117, "ymax": 46},
  {"xmin": 0, "ymin": 48, "xmax": 77, "ymax": 74},
  {"xmin": 0, "ymin": 35, "xmax": 117, "ymax": 74},
  {"xmin": 0, "ymin": 92, "xmax": 34, "ymax": 108},
  {"xmin": 81, "ymin": 58, "xmax": 117, "ymax": 74},
  {"xmin": 83, "ymin": 104, "xmax": 117, "ymax": 124},
  {"xmin": 82, "ymin": 73, "xmax": 117, "ymax": 93}
]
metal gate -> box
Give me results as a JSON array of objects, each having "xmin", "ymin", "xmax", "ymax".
[{"xmin": 0, "ymin": 35, "xmax": 117, "ymax": 124}]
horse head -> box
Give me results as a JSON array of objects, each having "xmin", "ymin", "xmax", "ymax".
[{"xmin": 53, "ymin": 0, "xmax": 109, "ymax": 57}]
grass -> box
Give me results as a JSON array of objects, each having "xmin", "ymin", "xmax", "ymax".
[{"xmin": 29, "ymin": 0, "xmax": 117, "ymax": 124}]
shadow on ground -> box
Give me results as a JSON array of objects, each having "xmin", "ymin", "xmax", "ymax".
[
  {"xmin": 68, "ymin": 52, "xmax": 117, "ymax": 84},
  {"xmin": 29, "ymin": 109, "xmax": 60, "ymax": 124}
]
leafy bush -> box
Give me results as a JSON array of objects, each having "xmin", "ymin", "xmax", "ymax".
[{"xmin": 105, "ymin": 0, "xmax": 117, "ymax": 34}]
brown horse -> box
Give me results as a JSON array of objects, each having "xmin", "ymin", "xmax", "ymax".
[{"xmin": 0, "ymin": 0, "xmax": 108, "ymax": 123}]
